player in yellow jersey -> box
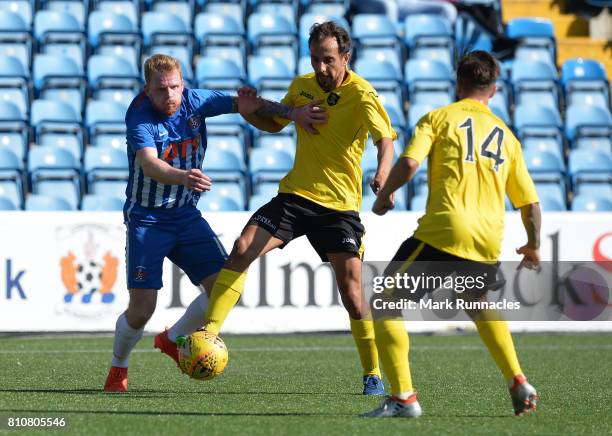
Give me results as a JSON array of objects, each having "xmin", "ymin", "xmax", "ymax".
[
  {"xmin": 364, "ymin": 51, "xmax": 542, "ymax": 417},
  {"xmin": 199, "ymin": 21, "xmax": 396, "ymax": 394}
]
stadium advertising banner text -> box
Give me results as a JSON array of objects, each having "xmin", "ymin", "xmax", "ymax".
[{"xmin": 0, "ymin": 212, "xmax": 610, "ymax": 333}]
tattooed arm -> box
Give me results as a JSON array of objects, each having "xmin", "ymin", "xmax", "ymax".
[{"xmin": 231, "ymin": 88, "xmax": 328, "ymax": 134}]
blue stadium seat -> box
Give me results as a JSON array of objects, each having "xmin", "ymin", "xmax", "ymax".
[
  {"xmin": 88, "ymin": 11, "xmax": 141, "ymax": 71},
  {"xmin": 206, "ymin": 112, "xmax": 249, "ymax": 144},
  {"xmin": 84, "ymin": 147, "xmax": 129, "ymax": 189},
  {"xmin": 152, "ymin": 0, "xmax": 194, "ymax": 28},
  {"xmin": 39, "ymin": 134, "xmax": 82, "ymax": 161},
  {"xmin": 196, "ymin": 57, "xmax": 245, "ymax": 91},
  {"xmin": 202, "ymin": 1, "xmax": 246, "ymax": 23},
  {"xmin": 571, "ymin": 194, "xmax": 612, "ymax": 212},
  {"xmin": 511, "ymin": 59, "xmax": 559, "ymax": 110},
  {"xmin": 565, "ymin": 104, "xmax": 612, "ymax": 150},
  {"xmin": 25, "ymin": 194, "xmax": 75, "ymax": 211},
  {"xmin": 574, "ymin": 181, "xmax": 612, "ymax": 198},
  {"xmin": 352, "ymin": 14, "xmax": 399, "ymax": 48},
  {"xmin": 255, "ymin": 134, "xmax": 296, "ymax": 157},
  {"xmin": 247, "ymin": 12, "xmax": 297, "ymax": 48},
  {"xmin": 523, "ymin": 149, "xmax": 566, "ymax": 197},
  {"xmin": 208, "ymin": 135, "xmax": 246, "ymax": 164},
  {"xmin": 507, "ymin": 18, "xmax": 556, "ymax": 65},
  {"xmin": 248, "ymin": 13, "xmax": 297, "ymax": 73},
  {"xmin": 81, "ymin": 194, "xmax": 124, "ymax": 211},
  {"xmin": 405, "ymin": 59, "xmax": 454, "ymax": 106},
  {"xmin": 0, "ymin": 10, "xmax": 32, "ymax": 70},
  {"xmin": 255, "ymin": 0, "xmax": 298, "ymax": 20},
  {"xmin": 404, "ymin": 14, "xmax": 454, "ymax": 68},
  {"xmin": 354, "ymin": 58, "xmax": 403, "ymax": 109},
  {"xmin": 248, "ymin": 192, "xmax": 272, "ymax": 210},
  {"xmin": 568, "ymin": 149, "xmax": 612, "ymax": 186},
  {"xmin": 90, "ymin": 180, "xmax": 126, "ymax": 198},
  {"xmin": 34, "ymin": 10, "xmax": 86, "ymax": 69},
  {"xmin": 97, "ymin": 1, "xmax": 140, "ymax": 30},
  {"xmin": 211, "ymin": 181, "xmax": 246, "ymax": 210},
  {"xmin": 0, "ymin": 147, "xmax": 24, "ymax": 206},
  {"xmin": 141, "ymin": 11, "xmax": 194, "ymax": 68},
  {"xmin": 356, "ymin": 48, "xmax": 403, "ymax": 79},
  {"xmin": 202, "ymin": 45, "xmax": 246, "ymax": 76},
  {"xmin": 195, "ymin": 12, "xmax": 245, "ymax": 57},
  {"xmin": 42, "ymin": 0, "xmax": 89, "ymax": 28},
  {"xmin": 408, "ymin": 103, "xmax": 435, "ymax": 135},
  {"xmin": 0, "ymin": 55, "xmax": 30, "ymax": 117},
  {"xmin": 299, "ymin": 13, "xmax": 349, "ymax": 56},
  {"xmin": 87, "ymin": 55, "xmax": 141, "ymax": 106},
  {"xmin": 0, "ymin": 101, "xmax": 28, "ymax": 161},
  {"xmin": 250, "ymin": 148, "xmax": 293, "ymax": 185},
  {"xmin": 305, "ymin": 1, "xmax": 346, "ymax": 17},
  {"xmin": 203, "ymin": 148, "xmax": 246, "ymax": 186},
  {"xmin": 535, "ymin": 182, "xmax": 567, "ymax": 210},
  {"xmin": 197, "ymin": 192, "xmax": 242, "ymax": 212},
  {"xmin": 248, "ymin": 56, "xmax": 293, "ymax": 92},
  {"xmin": 33, "ymin": 54, "xmax": 86, "ymax": 115},
  {"xmin": 513, "ymin": 104, "xmax": 564, "ymax": 160},
  {"xmin": 30, "ymin": 99, "xmax": 83, "ymax": 148},
  {"xmin": 0, "ymin": 195, "xmax": 17, "ymax": 210},
  {"xmin": 561, "ymin": 59, "xmax": 610, "ymax": 110},
  {"xmin": 0, "ymin": 1, "xmax": 32, "ymax": 30},
  {"xmin": 86, "ymin": 100, "xmax": 128, "ymax": 149},
  {"xmin": 410, "ymin": 193, "xmax": 428, "ymax": 211},
  {"xmin": 0, "ymin": 180, "xmax": 22, "ymax": 209},
  {"xmin": 28, "ymin": 145, "xmax": 81, "ymax": 209}
]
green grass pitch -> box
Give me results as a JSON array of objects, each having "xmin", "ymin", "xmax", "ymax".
[{"xmin": 0, "ymin": 333, "xmax": 610, "ymax": 435}]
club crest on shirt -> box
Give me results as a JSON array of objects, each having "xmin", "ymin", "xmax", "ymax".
[
  {"xmin": 327, "ymin": 92, "xmax": 340, "ymax": 106},
  {"xmin": 187, "ymin": 114, "xmax": 201, "ymax": 130}
]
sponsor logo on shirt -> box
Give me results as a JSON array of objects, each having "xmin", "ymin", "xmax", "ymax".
[{"xmin": 299, "ymin": 90, "xmax": 314, "ymax": 100}]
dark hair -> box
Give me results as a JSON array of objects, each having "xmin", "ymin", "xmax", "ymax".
[
  {"xmin": 308, "ymin": 21, "xmax": 351, "ymax": 55},
  {"xmin": 456, "ymin": 51, "xmax": 500, "ymax": 94}
]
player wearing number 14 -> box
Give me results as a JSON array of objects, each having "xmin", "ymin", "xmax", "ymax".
[{"xmin": 366, "ymin": 51, "xmax": 540, "ymax": 417}]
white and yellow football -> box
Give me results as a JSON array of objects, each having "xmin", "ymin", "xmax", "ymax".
[{"xmin": 177, "ymin": 330, "xmax": 228, "ymax": 381}]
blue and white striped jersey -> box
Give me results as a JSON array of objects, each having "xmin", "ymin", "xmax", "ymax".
[{"xmin": 123, "ymin": 88, "xmax": 232, "ymax": 218}]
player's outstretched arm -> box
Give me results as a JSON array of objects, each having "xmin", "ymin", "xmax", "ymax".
[
  {"xmin": 372, "ymin": 157, "xmax": 419, "ymax": 215},
  {"xmin": 516, "ymin": 202, "xmax": 542, "ymax": 270},
  {"xmin": 232, "ymin": 87, "xmax": 328, "ymax": 134},
  {"xmin": 137, "ymin": 148, "xmax": 212, "ymax": 192},
  {"xmin": 370, "ymin": 137, "xmax": 395, "ymax": 195}
]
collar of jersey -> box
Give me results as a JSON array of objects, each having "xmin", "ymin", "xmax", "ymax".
[{"xmin": 460, "ymin": 98, "xmax": 492, "ymax": 112}]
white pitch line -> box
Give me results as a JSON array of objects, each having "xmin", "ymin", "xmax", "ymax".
[{"xmin": 0, "ymin": 344, "xmax": 611, "ymax": 354}]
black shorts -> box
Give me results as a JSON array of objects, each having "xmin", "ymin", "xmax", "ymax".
[
  {"xmin": 384, "ymin": 237, "xmax": 502, "ymax": 299},
  {"xmin": 247, "ymin": 193, "xmax": 365, "ymax": 262}
]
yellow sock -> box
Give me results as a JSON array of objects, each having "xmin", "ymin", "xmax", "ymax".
[
  {"xmin": 373, "ymin": 319, "xmax": 413, "ymax": 395},
  {"xmin": 203, "ymin": 268, "xmax": 246, "ymax": 334},
  {"xmin": 350, "ymin": 317, "xmax": 381, "ymax": 378},
  {"xmin": 474, "ymin": 315, "xmax": 523, "ymax": 381}
]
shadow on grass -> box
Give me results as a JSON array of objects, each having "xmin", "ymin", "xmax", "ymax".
[
  {"xmin": 0, "ymin": 408, "xmax": 347, "ymax": 417},
  {"xmin": 0, "ymin": 388, "xmax": 363, "ymax": 396}
]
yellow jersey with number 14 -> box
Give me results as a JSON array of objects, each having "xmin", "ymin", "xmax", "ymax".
[
  {"xmin": 273, "ymin": 70, "xmax": 396, "ymax": 212},
  {"xmin": 402, "ymin": 99, "xmax": 539, "ymax": 262}
]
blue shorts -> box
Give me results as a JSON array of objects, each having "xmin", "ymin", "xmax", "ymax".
[{"xmin": 125, "ymin": 205, "xmax": 227, "ymax": 290}]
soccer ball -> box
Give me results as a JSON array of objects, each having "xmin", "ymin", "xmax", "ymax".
[{"xmin": 177, "ymin": 330, "xmax": 228, "ymax": 381}]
